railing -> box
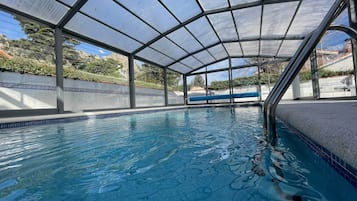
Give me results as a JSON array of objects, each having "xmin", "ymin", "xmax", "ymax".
[{"xmin": 263, "ymin": 0, "xmax": 347, "ymax": 145}]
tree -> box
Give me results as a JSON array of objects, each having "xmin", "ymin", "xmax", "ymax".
[
  {"xmin": 192, "ymin": 75, "xmax": 205, "ymax": 88},
  {"xmin": 84, "ymin": 58, "xmax": 122, "ymax": 76},
  {"xmin": 136, "ymin": 63, "xmax": 181, "ymax": 86}
]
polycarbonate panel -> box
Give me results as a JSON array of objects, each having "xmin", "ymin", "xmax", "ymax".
[
  {"xmin": 58, "ymin": 0, "xmax": 77, "ymax": 6},
  {"xmin": 117, "ymin": 0, "xmax": 179, "ymax": 33},
  {"xmin": 167, "ymin": 27, "xmax": 203, "ymax": 53},
  {"xmin": 260, "ymin": 40, "xmax": 282, "ymax": 56},
  {"xmin": 151, "ymin": 37, "xmax": 187, "ymax": 60},
  {"xmin": 287, "ymin": 0, "xmax": 334, "ymax": 36},
  {"xmin": 191, "ymin": 67, "xmax": 207, "ymax": 74},
  {"xmin": 262, "ymin": 2, "xmax": 299, "ymax": 37},
  {"xmin": 136, "ymin": 47, "xmax": 174, "ymax": 66},
  {"xmin": 181, "ymin": 56, "xmax": 202, "ymax": 69},
  {"xmin": 0, "ymin": 0, "xmax": 69, "ymax": 24},
  {"xmin": 224, "ymin": 42, "xmax": 243, "ymax": 57},
  {"xmin": 186, "ymin": 17, "xmax": 220, "ymax": 46},
  {"xmin": 207, "ymin": 59, "xmax": 229, "ymax": 71},
  {"xmin": 65, "ymin": 13, "xmax": 141, "ymax": 52},
  {"xmin": 208, "ymin": 44, "xmax": 228, "ymax": 60},
  {"xmin": 193, "ymin": 50, "xmax": 216, "ymax": 64},
  {"xmin": 169, "ymin": 62, "xmax": 192, "ymax": 74},
  {"xmin": 161, "ymin": 0, "xmax": 201, "ymax": 22},
  {"xmin": 240, "ymin": 41, "xmax": 259, "ymax": 56},
  {"xmin": 230, "ymin": 0, "xmax": 257, "ymax": 6},
  {"xmin": 233, "ymin": 6, "xmax": 261, "ymax": 39},
  {"xmin": 277, "ymin": 40, "xmax": 303, "ymax": 57},
  {"xmin": 198, "ymin": 0, "xmax": 228, "ymax": 11},
  {"xmin": 208, "ymin": 12, "xmax": 238, "ymax": 41},
  {"xmin": 81, "ymin": 0, "xmax": 159, "ymax": 43}
]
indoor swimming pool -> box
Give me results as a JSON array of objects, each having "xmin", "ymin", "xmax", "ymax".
[{"xmin": 0, "ymin": 107, "xmax": 356, "ymax": 201}]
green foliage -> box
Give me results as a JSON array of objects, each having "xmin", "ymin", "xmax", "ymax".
[
  {"xmin": 136, "ymin": 63, "xmax": 181, "ymax": 89},
  {"xmin": 83, "ymin": 58, "xmax": 121, "ymax": 76},
  {"xmin": 191, "ymin": 75, "xmax": 205, "ymax": 88}
]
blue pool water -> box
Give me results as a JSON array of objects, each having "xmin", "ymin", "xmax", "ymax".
[{"xmin": 0, "ymin": 107, "xmax": 356, "ymax": 201}]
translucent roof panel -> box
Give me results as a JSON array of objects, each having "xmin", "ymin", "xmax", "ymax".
[
  {"xmin": 150, "ymin": 37, "xmax": 187, "ymax": 60},
  {"xmin": 167, "ymin": 27, "xmax": 203, "ymax": 53},
  {"xmin": 277, "ymin": 40, "xmax": 303, "ymax": 57},
  {"xmin": 191, "ymin": 67, "xmax": 207, "ymax": 74},
  {"xmin": 181, "ymin": 56, "xmax": 203, "ymax": 69},
  {"xmin": 207, "ymin": 59, "xmax": 229, "ymax": 71},
  {"xmin": 186, "ymin": 17, "xmax": 220, "ymax": 46},
  {"xmin": 136, "ymin": 47, "xmax": 174, "ymax": 66},
  {"xmin": 240, "ymin": 41, "xmax": 260, "ymax": 56},
  {"xmin": 233, "ymin": 6, "xmax": 261, "ymax": 40},
  {"xmin": 198, "ymin": 0, "xmax": 228, "ymax": 11},
  {"xmin": 260, "ymin": 40, "xmax": 282, "ymax": 56},
  {"xmin": 231, "ymin": 58, "xmax": 255, "ymax": 67},
  {"xmin": 230, "ymin": 0, "xmax": 257, "ymax": 6},
  {"xmin": 262, "ymin": 2, "xmax": 299, "ymax": 37},
  {"xmin": 81, "ymin": 0, "xmax": 159, "ymax": 43},
  {"xmin": 116, "ymin": 0, "xmax": 179, "ymax": 33},
  {"xmin": 208, "ymin": 44, "xmax": 228, "ymax": 60},
  {"xmin": 65, "ymin": 13, "xmax": 142, "ymax": 52},
  {"xmin": 161, "ymin": 0, "xmax": 201, "ymax": 22},
  {"xmin": 58, "ymin": 0, "xmax": 77, "ymax": 7},
  {"xmin": 193, "ymin": 50, "xmax": 216, "ymax": 65},
  {"xmin": 224, "ymin": 42, "xmax": 243, "ymax": 57},
  {"xmin": 0, "ymin": 0, "xmax": 69, "ymax": 24},
  {"xmin": 169, "ymin": 62, "xmax": 192, "ymax": 74},
  {"xmin": 208, "ymin": 12, "xmax": 239, "ymax": 41},
  {"xmin": 287, "ymin": 0, "xmax": 335, "ymax": 36}
]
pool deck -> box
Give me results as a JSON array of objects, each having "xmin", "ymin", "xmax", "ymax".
[{"xmin": 276, "ymin": 100, "xmax": 357, "ymax": 171}]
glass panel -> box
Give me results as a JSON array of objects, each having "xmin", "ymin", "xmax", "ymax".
[
  {"xmin": 186, "ymin": 17, "xmax": 220, "ymax": 46},
  {"xmin": 169, "ymin": 62, "xmax": 192, "ymax": 74},
  {"xmin": 198, "ymin": 0, "xmax": 228, "ymax": 11},
  {"xmin": 117, "ymin": 0, "xmax": 179, "ymax": 33},
  {"xmin": 167, "ymin": 27, "xmax": 203, "ymax": 53},
  {"xmin": 63, "ymin": 39, "xmax": 130, "ymax": 111},
  {"xmin": 187, "ymin": 74, "xmax": 206, "ymax": 104},
  {"xmin": 297, "ymin": 59, "xmax": 313, "ymax": 98},
  {"xmin": 0, "ymin": 11, "xmax": 56, "ymax": 110},
  {"xmin": 240, "ymin": 41, "xmax": 259, "ymax": 56},
  {"xmin": 190, "ymin": 67, "xmax": 207, "ymax": 74},
  {"xmin": 135, "ymin": 61, "xmax": 165, "ymax": 107},
  {"xmin": 232, "ymin": 67, "xmax": 259, "ymax": 102},
  {"xmin": 161, "ymin": 0, "xmax": 201, "ymax": 22},
  {"xmin": 231, "ymin": 58, "xmax": 254, "ymax": 67},
  {"xmin": 230, "ymin": 0, "xmax": 257, "ymax": 6},
  {"xmin": 233, "ymin": 6, "xmax": 261, "ymax": 40},
  {"xmin": 332, "ymin": 9, "xmax": 348, "ymax": 26},
  {"xmin": 81, "ymin": 0, "xmax": 159, "ymax": 43},
  {"xmin": 224, "ymin": 42, "xmax": 243, "ymax": 57},
  {"xmin": 208, "ymin": 44, "xmax": 228, "ymax": 60},
  {"xmin": 193, "ymin": 50, "xmax": 216, "ymax": 64},
  {"xmin": 65, "ymin": 13, "xmax": 142, "ymax": 52},
  {"xmin": 207, "ymin": 71, "xmax": 230, "ymax": 103},
  {"xmin": 207, "ymin": 59, "xmax": 229, "ymax": 71},
  {"xmin": 261, "ymin": 2, "xmax": 299, "ymax": 37},
  {"xmin": 181, "ymin": 56, "xmax": 202, "ymax": 69},
  {"xmin": 0, "ymin": 0, "xmax": 69, "ymax": 24},
  {"xmin": 260, "ymin": 40, "xmax": 282, "ymax": 56},
  {"xmin": 58, "ymin": 0, "xmax": 77, "ymax": 6},
  {"xmin": 167, "ymin": 69, "xmax": 184, "ymax": 105},
  {"xmin": 208, "ymin": 12, "xmax": 238, "ymax": 41},
  {"xmin": 151, "ymin": 37, "xmax": 187, "ymax": 60},
  {"xmin": 277, "ymin": 40, "xmax": 302, "ymax": 57},
  {"xmin": 287, "ymin": 0, "xmax": 334, "ymax": 36},
  {"xmin": 317, "ymin": 31, "xmax": 355, "ymax": 98},
  {"xmin": 136, "ymin": 47, "xmax": 174, "ymax": 66}
]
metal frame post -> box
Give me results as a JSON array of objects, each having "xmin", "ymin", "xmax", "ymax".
[
  {"xmin": 183, "ymin": 75, "xmax": 188, "ymax": 105},
  {"xmin": 55, "ymin": 27, "xmax": 64, "ymax": 114},
  {"xmin": 128, "ymin": 54, "xmax": 136, "ymax": 108},
  {"xmin": 205, "ymin": 72, "xmax": 208, "ymax": 104},
  {"xmin": 164, "ymin": 68, "xmax": 168, "ymax": 106},
  {"xmin": 348, "ymin": 0, "xmax": 357, "ymax": 96},
  {"xmin": 257, "ymin": 65, "xmax": 262, "ymax": 102},
  {"xmin": 228, "ymin": 58, "xmax": 233, "ymax": 104},
  {"xmin": 310, "ymin": 49, "xmax": 320, "ymax": 99}
]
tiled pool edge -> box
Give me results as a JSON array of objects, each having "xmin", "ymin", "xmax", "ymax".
[{"xmin": 277, "ymin": 119, "xmax": 357, "ymax": 188}]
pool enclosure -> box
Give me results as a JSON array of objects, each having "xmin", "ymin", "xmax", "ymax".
[{"xmin": 0, "ymin": 0, "xmax": 357, "ymax": 128}]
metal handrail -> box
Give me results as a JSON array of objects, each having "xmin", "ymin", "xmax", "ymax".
[{"xmin": 263, "ymin": 0, "xmax": 347, "ymax": 145}]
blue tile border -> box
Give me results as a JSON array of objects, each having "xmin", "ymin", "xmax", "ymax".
[{"xmin": 277, "ymin": 119, "xmax": 357, "ymax": 188}]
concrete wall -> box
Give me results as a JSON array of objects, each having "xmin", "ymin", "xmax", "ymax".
[{"xmin": 0, "ymin": 72, "xmax": 183, "ymax": 111}]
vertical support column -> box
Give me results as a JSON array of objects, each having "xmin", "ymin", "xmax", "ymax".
[
  {"xmin": 310, "ymin": 49, "xmax": 320, "ymax": 99},
  {"xmin": 228, "ymin": 58, "xmax": 233, "ymax": 104},
  {"xmin": 164, "ymin": 68, "xmax": 168, "ymax": 106},
  {"xmin": 128, "ymin": 54, "xmax": 136, "ymax": 109},
  {"xmin": 183, "ymin": 75, "xmax": 188, "ymax": 105},
  {"xmin": 292, "ymin": 74, "xmax": 301, "ymax": 99},
  {"xmin": 205, "ymin": 72, "xmax": 208, "ymax": 104},
  {"xmin": 348, "ymin": 0, "xmax": 357, "ymax": 95},
  {"xmin": 55, "ymin": 28, "xmax": 64, "ymax": 114},
  {"xmin": 257, "ymin": 65, "xmax": 262, "ymax": 102}
]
